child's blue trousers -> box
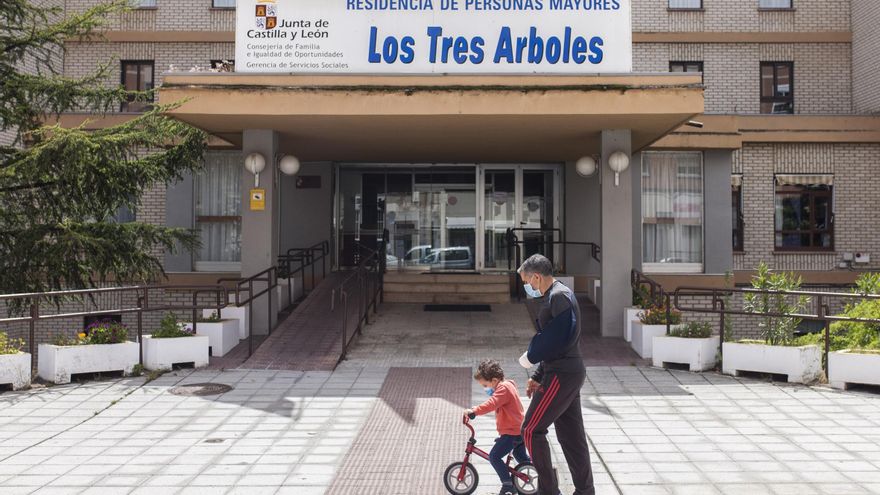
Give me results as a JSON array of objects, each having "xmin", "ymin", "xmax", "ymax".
[{"xmin": 490, "ymin": 434, "xmax": 531, "ymax": 484}]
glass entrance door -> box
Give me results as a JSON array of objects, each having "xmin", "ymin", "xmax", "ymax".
[{"xmin": 477, "ymin": 165, "xmax": 560, "ymax": 271}]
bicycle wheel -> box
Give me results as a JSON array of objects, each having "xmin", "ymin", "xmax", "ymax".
[
  {"xmin": 513, "ymin": 462, "xmax": 539, "ymax": 495},
  {"xmin": 443, "ymin": 462, "xmax": 479, "ymax": 495}
]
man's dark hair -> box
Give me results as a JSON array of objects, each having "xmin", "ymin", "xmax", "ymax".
[
  {"xmin": 474, "ymin": 359, "xmax": 505, "ymax": 381},
  {"xmin": 518, "ymin": 254, "xmax": 554, "ymax": 277}
]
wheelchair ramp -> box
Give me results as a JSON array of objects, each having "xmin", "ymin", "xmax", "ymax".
[
  {"xmin": 238, "ymin": 271, "xmax": 362, "ymax": 371},
  {"xmin": 327, "ymin": 367, "xmax": 471, "ymax": 495}
]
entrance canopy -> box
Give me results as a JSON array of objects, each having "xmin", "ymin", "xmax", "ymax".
[{"xmin": 160, "ymin": 73, "xmax": 703, "ymax": 162}]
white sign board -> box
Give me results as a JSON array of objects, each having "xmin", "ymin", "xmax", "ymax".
[{"xmin": 235, "ymin": 0, "xmax": 632, "ymax": 74}]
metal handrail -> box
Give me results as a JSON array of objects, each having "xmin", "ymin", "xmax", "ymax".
[
  {"xmin": 277, "ymin": 240, "xmax": 330, "ymax": 305},
  {"xmin": 673, "ymin": 286, "xmax": 880, "ymax": 376},
  {"xmin": 0, "ymin": 284, "xmax": 230, "ymax": 370},
  {"xmin": 217, "ymin": 265, "xmax": 280, "ymax": 357},
  {"xmin": 504, "ymin": 227, "xmax": 600, "ymax": 272}
]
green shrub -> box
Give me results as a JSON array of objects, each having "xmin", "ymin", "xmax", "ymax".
[
  {"xmin": 0, "ymin": 331, "xmax": 24, "ymax": 355},
  {"xmin": 152, "ymin": 313, "xmax": 195, "ymax": 339},
  {"xmin": 854, "ymin": 272, "xmax": 880, "ymax": 296},
  {"xmin": 85, "ymin": 320, "xmax": 130, "ymax": 344},
  {"xmin": 743, "ymin": 262, "xmax": 808, "ymax": 346},
  {"xmin": 197, "ymin": 311, "xmax": 221, "ymax": 323},
  {"xmin": 794, "ymin": 299, "xmax": 880, "ymax": 351},
  {"xmin": 639, "ymin": 305, "xmax": 682, "ymax": 325},
  {"xmin": 669, "ymin": 321, "xmax": 713, "ymax": 339},
  {"xmin": 632, "ymin": 285, "xmax": 653, "ymax": 309}
]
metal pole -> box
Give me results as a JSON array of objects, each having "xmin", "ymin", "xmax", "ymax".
[
  {"xmin": 818, "ymin": 294, "xmax": 830, "ymax": 377},
  {"xmin": 341, "ymin": 292, "xmax": 348, "ymax": 362},
  {"xmin": 268, "ymin": 269, "xmax": 273, "ymax": 335},
  {"xmin": 192, "ymin": 292, "xmax": 198, "ymax": 335},
  {"xmin": 29, "ymin": 301, "xmax": 37, "ymax": 373},
  {"xmin": 717, "ymin": 294, "xmax": 725, "ymax": 363},
  {"xmin": 248, "ymin": 280, "xmax": 254, "ymax": 357},
  {"xmin": 137, "ymin": 291, "xmax": 144, "ymax": 366}
]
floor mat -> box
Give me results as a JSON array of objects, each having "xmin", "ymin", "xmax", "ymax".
[{"xmin": 327, "ymin": 367, "xmax": 471, "ymax": 495}]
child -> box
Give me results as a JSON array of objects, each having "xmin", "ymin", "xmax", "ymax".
[{"xmin": 464, "ymin": 359, "xmax": 532, "ymax": 495}]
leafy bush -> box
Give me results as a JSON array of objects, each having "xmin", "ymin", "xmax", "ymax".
[
  {"xmin": 0, "ymin": 331, "xmax": 24, "ymax": 355},
  {"xmin": 743, "ymin": 262, "xmax": 808, "ymax": 346},
  {"xmin": 85, "ymin": 320, "xmax": 130, "ymax": 344},
  {"xmin": 793, "ymin": 299, "xmax": 880, "ymax": 351},
  {"xmin": 152, "ymin": 313, "xmax": 195, "ymax": 339},
  {"xmin": 854, "ymin": 272, "xmax": 880, "ymax": 296},
  {"xmin": 639, "ymin": 305, "xmax": 682, "ymax": 325},
  {"xmin": 669, "ymin": 321, "xmax": 713, "ymax": 339},
  {"xmin": 197, "ymin": 311, "xmax": 221, "ymax": 323},
  {"xmin": 632, "ymin": 285, "xmax": 653, "ymax": 309}
]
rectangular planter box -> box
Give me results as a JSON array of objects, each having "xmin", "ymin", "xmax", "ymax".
[
  {"xmin": 0, "ymin": 352, "xmax": 31, "ymax": 390},
  {"xmin": 37, "ymin": 342, "xmax": 138, "ymax": 385},
  {"xmin": 829, "ymin": 350, "xmax": 880, "ymax": 390},
  {"xmin": 143, "ymin": 335, "xmax": 209, "ymax": 371},
  {"xmin": 624, "ymin": 307, "xmax": 641, "ymax": 343},
  {"xmin": 631, "ymin": 322, "xmax": 682, "ymax": 359},
  {"xmin": 184, "ymin": 320, "xmax": 238, "ymax": 357},
  {"xmin": 276, "ymin": 276, "xmax": 304, "ymax": 310},
  {"xmin": 722, "ymin": 342, "xmax": 822, "ymax": 384},
  {"xmin": 653, "ymin": 336, "xmax": 720, "ymax": 372},
  {"xmin": 205, "ymin": 301, "xmax": 249, "ymax": 340}
]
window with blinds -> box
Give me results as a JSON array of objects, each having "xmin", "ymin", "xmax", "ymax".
[{"xmin": 669, "ymin": 0, "xmax": 702, "ymax": 8}]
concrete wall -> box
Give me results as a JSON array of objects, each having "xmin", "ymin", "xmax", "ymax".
[
  {"xmin": 279, "ymin": 162, "xmax": 334, "ymax": 255},
  {"xmin": 852, "ymin": 1, "xmax": 880, "ymax": 114},
  {"xmin": 563, "ymin": 161, "xmax": 601, "ymax": 278}
]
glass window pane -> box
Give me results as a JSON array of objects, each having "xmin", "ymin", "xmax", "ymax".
[
  {"xmin": 775, "ymin": 64, "xmax": 791, "ymax": 96},
  {"xmin": 669, "ymin": 0, "xmax": 701, "ymax": 8},
  {"xmin": 761, "ymin": 65, "xmax": 775, "ymax": 97},
  {"xmin": 123, "ymin": 64, "xmax": 139, "ymax": 91},
  {"xmin": 213, "ymin": 0, "xmax": 236, "ymax": 7},
  {"xmin": 760, "ymin": 0, "xmax": 792, "ymax": 8},
  {"xmin": 195, "ymin": 152, "xmax": 242, "ymax": 264},
  {"xmin": 139, "ymin": 63, "xmax": 153, "ymax": 91},
  {"xmin": 641, "ymin": 152, "xmax": 703, "ymax": 265}
]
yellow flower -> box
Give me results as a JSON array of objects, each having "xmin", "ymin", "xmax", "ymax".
[{"xmin": 78, "ymin": 333, "xmax": 86, "ymax": 339}]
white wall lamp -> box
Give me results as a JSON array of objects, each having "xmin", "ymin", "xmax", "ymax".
[
  {"xmin": 575, "ymin": 156, "xmax": 598, "ymax": 178},
  {"xmin": 278, "ymin": 155, "xmax": 301, "ymax": 176},
  {"xmin": 244, "ymin": 152, "xmax": 266, "ymax": 187},
  {"xmin": 608, "ymin": 150, "xmax": 631, "ymax": 186}
]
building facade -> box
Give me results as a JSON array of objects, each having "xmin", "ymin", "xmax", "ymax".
[{"xmin": 56, "ymin": 0, "xmax": 880, "ymax": 337}]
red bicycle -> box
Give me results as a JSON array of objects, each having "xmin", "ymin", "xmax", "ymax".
[{"xmin": 443, "ymin": 413, "xmax": 539, "ymax": 495}]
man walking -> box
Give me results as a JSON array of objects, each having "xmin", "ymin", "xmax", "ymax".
[{"xmin": 517, "ymin": 254, "xmax": 594, "ymax": 495}]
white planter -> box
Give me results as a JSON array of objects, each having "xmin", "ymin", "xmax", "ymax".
[
  {"xmin": 829, "ymin": 350, "xmax": 880, "ymax": 390},
  {"xmin": 37, "ymin": 342, "xmax": 138, "ymax": 385},
  {"xmin": 722, "ymin": 342, "xmax": 822, "ymax": 384},
  {"xmin": 653, "ymin": 336, "xmax": 720, "ymax": 372},
  {"xmin": 184, "ymin": 320, "xmax": 238, "ymax": 357},
  {"xmin": 556, "ymin": 276, "xmax": 575, "ymax": 291},
  {"xmin": 0, "ymin": 352, "xmax": 31, "ymax": 390},
  {"xmin": 205, "ymin": 300, "xmax": 249, "ymax": 340},
  {"xmin": 624, "ymin": 307, "xmax": 641, "ymax": 343},
  {"xmin": 276, "ymin": 277, "xmax": 304, "ymax": 310},
  {"xmin": 142, "ymin": 335, "xmax": 209, "ymax": 371},
  {"xmin": 631, "ymin": 322, "xmax": 681, "ymax": 359}
]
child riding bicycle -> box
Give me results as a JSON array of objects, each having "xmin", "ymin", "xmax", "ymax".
[{"xmin": 464, "ymin": 359, "xmax": 532, "ymax": 495}]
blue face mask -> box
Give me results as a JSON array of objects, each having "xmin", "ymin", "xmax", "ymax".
[
  {"xmin": 523, "ymin": 278, "xmax": 542, "ymax": 299},
  {"xmin": 484, "ymin": 387, "xmax": 495, "ymax": 396}
]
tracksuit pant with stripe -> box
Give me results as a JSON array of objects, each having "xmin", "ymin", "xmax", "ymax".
[{"xmin": 521, "ymin": 369, "xmax": 594, "ymax": 495}]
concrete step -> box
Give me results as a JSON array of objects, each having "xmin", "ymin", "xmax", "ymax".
[
  {"xmin": 383, "ymin": 282, "xmax": 509, "ymax": 294},
  {"xmin": 384, "ymin": 292, "xmax": 510, "ymax": 304},
  {"xmin": 383, "ymin": 273, "xmax": 510, "ymax": 285}
]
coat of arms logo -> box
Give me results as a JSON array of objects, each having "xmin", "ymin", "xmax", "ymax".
[{"xmin": 255, "ymin": 0, "xmax": 278, "ymax": 30}]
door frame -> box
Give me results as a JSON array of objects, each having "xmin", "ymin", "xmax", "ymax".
[{"xmin": 476, "ymin": 164, "xmax": 562, "ymax": 271}]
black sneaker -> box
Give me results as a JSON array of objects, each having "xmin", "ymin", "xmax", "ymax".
[{"xmin": 498, "ymin": 483, "xmax": 515, "ymax": 495}]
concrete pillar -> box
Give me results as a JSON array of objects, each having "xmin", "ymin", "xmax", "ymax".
[
  {"xmin": 241, "ymin": 129, "xmax": 279, "ymax": 335},
  {"xmin": 704, "ymin": 150, "xmax": 734, "ymax": 275},
  {"xmin": 599, "ymin": 130, "xmax": 633, "ymax": 338}
]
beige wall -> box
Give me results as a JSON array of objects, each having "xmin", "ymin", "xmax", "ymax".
[
  {"xmin": 733, "ymin": 143, "xmax": 880, "ymax": 272},
  {"xmin": 852, "ymin": 1, "xmax": 880, "ymax": 114}
]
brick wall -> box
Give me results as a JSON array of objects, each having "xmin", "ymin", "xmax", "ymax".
[
  {"xmin": 852, "ymin": 1, "xmax": 880, "ymax": 114},
  {"xmin": 634, "ymin": 43, "xmax": 852, "ymax": 114},
  {"xmin": 633, "ymin": 0, "xmax": 851, "ymax": 33},
  {"xmin": 63, "ymin": 0, "xmax": 235, "ymax": 31},
  {"xmin": 733, "ymin": 143, "xmax": 880, "ymax": 272}
]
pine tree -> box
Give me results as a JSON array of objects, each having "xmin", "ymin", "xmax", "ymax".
[{"xmin": 0, "ymin": 0, "xmax": 207, "ymax": 295}]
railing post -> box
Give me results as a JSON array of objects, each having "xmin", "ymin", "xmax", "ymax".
[
  {"xmin": 818, "ymin": 294, "xmax": 830, "ymax": 378},
  {"xmin": 268, "ymin": 269, "xmax": 274, "ymax": 335},
  {"xmin": 29, "ymin": 301, "xmax": 38, "ymax": 373},
  {"xmin": 717, "ymin": 291, "xmax": 725, "ymax": 363},
  {"xmin": 192, "ymin": 291, "xmax": 198, "ymax": 336},
  {"xmin": 665, "ymin": 293, "xmax": 672, "ymax": 335},
  {"xmin": 248, "ymin": 280, "xmax": 254, "ymax": 358},
  {"xmin": 341, "ymin": 292, "xmax": 348, "ymax": 362},
  {"xmin": 137, "ymin": 290, "xmax": 144, "ymax": 366}
]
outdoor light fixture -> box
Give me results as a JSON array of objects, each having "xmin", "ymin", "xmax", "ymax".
[
  {"xmin": 575, "ymin": 156, "xmax": 598, "ymax": 178},
  {"xmin": 244, "ymin": 152, "xmax": 266, "ymax": 187},
  {"xmin": 608, "ymin": 151, "xmax": 630, "ymax": 186},
  {"xmin": 279, "ymin": 155, "xmax": 301, "ymax": 176}
]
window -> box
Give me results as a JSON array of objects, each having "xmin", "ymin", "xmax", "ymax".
[
  {"xmin": 668, "ymin": 0, "xmax": 701, "ymax": 9},
  {"xmin": 113, "ymin": 204, "xmax": 136, "ymax": 224},
  {"xmin": 641, "ymin": 152, "xmax": 704, "ymax": 273},
  {"xmin": 760, "ymin": 0, "xmax": 792, "ymax": 9},
  {"xmin": 761, "ymin": 62, "xmax": 793, "ymax": 114},
  {"xmin": 134, "ymin": 0, "xmax": 157, "ymax": 8},
  {"xmin": 210, "ymin": 59, "xmax": 235, "ymax": 72},
  {"xmin": 120, "ymin": 61, "xmax": 154, "ymax": 112},
  {"xmin": 774, "ymin": 175, "xmax": 833, "ymax": 251},
  {"xmin": 195, "ymin": 153, "xmax": 242, "ymax": 271},
  {"xmin": 212, "ymin": 0, "xmax": 235, "ymax": 8},
  {"xmin": 732, "ymin": 175, "xmax": 744, "ymax": 252},
  {"xmin": 670, "ymin": 61, "xmax": 703, "ymax": 74}
]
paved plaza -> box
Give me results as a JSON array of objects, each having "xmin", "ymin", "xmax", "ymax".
[{"xmin": 1, "ymin": 303, "xmax": 880, "ymax": 494}]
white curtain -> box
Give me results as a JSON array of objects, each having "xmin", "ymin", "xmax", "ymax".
[
  {"xmin": 760, "ymin": 0, "xmax": 792, "ymax": 8},
  {"xmin": 195, "ymin": 152, "xmax": 241, "ymax": 264},
  {"xmin": 669, "ymin": 0, "xmax": 701, "ymax": 8},
  {"xmin": 642, "ymin": 152, "xmax": 704, "ymax": 265}
]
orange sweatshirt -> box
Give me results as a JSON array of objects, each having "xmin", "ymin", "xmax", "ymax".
[{"xmin": 473, "ymin": 379, "xmax": 525, "ymax": 436}]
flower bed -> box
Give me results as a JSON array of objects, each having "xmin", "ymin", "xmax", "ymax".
[
  {"xmin": 652, "ymin": 322, "xmax": 719, "ymax": 372},
  {"xmin": 143, "ymin": 314, "xmax": 209, "ymax": 371},
  {"xmin": 0, "ymin": 332, "xmax": 30, "ymax": 390},
  {"xmin": 37, "ymin": 320, "xmax": 139, "ymax": 384}
]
